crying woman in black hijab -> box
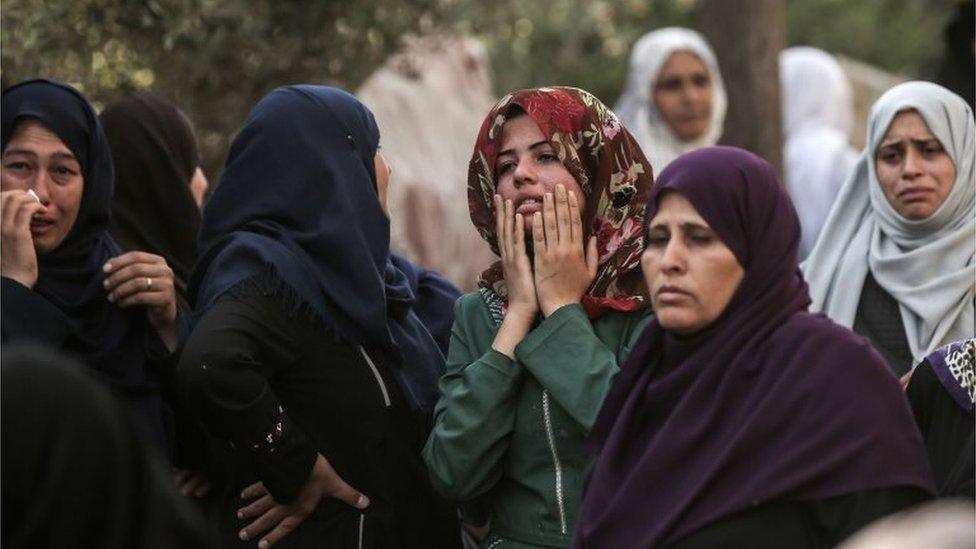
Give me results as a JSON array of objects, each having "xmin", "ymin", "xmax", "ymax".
[{"xmin": 100, "ymin": 92, "xmax": 209, "ymax": 310}]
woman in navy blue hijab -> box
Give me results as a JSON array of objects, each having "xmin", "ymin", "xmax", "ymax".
[
  {"xmin": 1, "ymin": 79, "xmax": 183, "ymax": 452},
  {"xmin": 179, "ymin": 85, "xmax": 459, "ymax": 548}
]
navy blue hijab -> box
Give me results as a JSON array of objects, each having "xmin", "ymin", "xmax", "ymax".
[
  {"xmin": 1, "ymin": 80, "xmax": 171, "ymax": 449},
  {"xmin": 190, "ymin": 85, "xmax": 444, "ymax": 420}
]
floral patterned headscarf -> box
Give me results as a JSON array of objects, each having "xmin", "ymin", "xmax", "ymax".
[{"xmin": 468, "ymin": 87, "xmax": 654, "ymax": 318}]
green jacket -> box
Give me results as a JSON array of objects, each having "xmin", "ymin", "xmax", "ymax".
[{"xmin": 423, "ymin": 291, "xmax": 652, "ymax": 548}]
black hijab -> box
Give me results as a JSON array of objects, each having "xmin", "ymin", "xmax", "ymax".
[
  {"xmin": 190, "ymin": 85, "xmax": 444, "ymax": 421},
  {"xmin": 100, "ymin": 92, "xmax": 201, "ymax": 309},
  {"xmin": 1, "ymin": 79, "xmax": 171, "ymax": 448},
  {"xmin": 1, "ymin": 345, "xmax": 208, "ymax": 549}
]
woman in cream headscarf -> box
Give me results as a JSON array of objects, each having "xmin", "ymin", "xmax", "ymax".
[
  {"xmin": 804, "ymin": 81, "xmax": 975, "ymax": 375},
  {"xmin": 615, "ymin": 27, "xmax": 727, "ymax": 170},
  {"xmin": 780, "ymin": 46, "xmax": 860, "ymax": 260}
]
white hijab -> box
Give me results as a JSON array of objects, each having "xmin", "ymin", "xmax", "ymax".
[
  {"xmin": 614, "ymin": 27, "xmax": 727, "ymax": 171},
  {"xmin": 803, "ymin": 81, "xmax": 976, "ymax": 366},
  {"xmin": 780, "ymin": 47, "xmax": 859, "ymax": 259}
]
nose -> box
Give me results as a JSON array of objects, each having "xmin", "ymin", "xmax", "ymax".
[
  {"xmin": 660, "ymin": 237, "xmax": 687, "ymax": 274},
  {"xmin": 32, "ymin": 169, "xmax": 53, "ymax": 205},
  {"xmin": 512, "ymin": 157, "xmax": 537, "ymax": 189},
  {"xmin": 902, "ymin": 147, "xmax": 923, "ymax": 179}
]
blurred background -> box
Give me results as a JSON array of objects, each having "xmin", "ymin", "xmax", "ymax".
[{"xmin": 2, "ymin": 0, "xmax": 971, "ymax": 287}]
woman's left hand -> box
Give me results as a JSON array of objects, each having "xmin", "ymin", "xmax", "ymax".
[
  {"xmin": 103, "ymin": 251, "xmax": 178, "ymax": 350},
  {"xmin": 532, "ymin": 184, "xmax": 598, "ymax": 317}
]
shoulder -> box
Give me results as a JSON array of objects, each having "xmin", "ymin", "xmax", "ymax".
[{"xmin": 769, "ymin": 312, "xmax": 890, "ymax": 379}]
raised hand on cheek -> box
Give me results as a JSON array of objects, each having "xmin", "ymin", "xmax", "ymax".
[{"xmin": 532, "ymin": 184, "xmax": 598, "ymax": 317}]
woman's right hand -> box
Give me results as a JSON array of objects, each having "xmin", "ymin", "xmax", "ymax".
[
  {"xmin": 0, "ymin": 190, "xmax": 44, "ymax": 289},
  {"xmin": 490, "ymin": 194, "xmax": 538, "ymax": 359},
  {"xmin": 237, "ymin": 453, "xmax": 369, "ymax": 548},
  {"xmin": 495, "ymin": 194, "xmax": 537, "ymax": 318}
]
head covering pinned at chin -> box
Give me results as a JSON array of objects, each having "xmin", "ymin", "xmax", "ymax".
[
  {"xmin": 803, "ymin": 81, "xmax": 976, "ymax": 364},
  {"xmin": 467, "ymin": 86, "xmax": 654, "ymax": 318},
  {"xmin": 190, "ymin": 85, "xmax": 444, "ymax": 420},
  {"xmin": 577, "ymin": 147, "xmax": 935, "ymax": 548},
  {"xmin": 100, "ymin": 92, "xmax": 202, "ymax": 309},
  {"xmin": 614, "ymin": 28, "xmax": 727, "ymax": 170}
]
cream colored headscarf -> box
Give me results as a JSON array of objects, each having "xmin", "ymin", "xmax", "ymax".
[
  {"xmin": 803, "ymin": 81, "xmax": 975, "ymax": 366},
  {"xmin": 780, "ymin": 47, "xmax": 859, "ymax": 259},
  {"xmin": 614, "ymin": 27, "xmax": 727, "ymax": 171}
]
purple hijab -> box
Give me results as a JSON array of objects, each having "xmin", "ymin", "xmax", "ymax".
[{"xmin": 575, "ymin": 147, "xmax": 935, "ymax": 548}]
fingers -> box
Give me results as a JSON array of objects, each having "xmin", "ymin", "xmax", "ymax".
[
  {"xmin": 532, "ymin": 211, "xmax": 545, "ymax": 253},
  {"xmin": 586, "ymin": 236, "xmax": 599, "ymax": 278},
  {"xmin": 2, "ymin": 192, "xmax": 43, "ymax": 234},
  {"xmin": 105, "ymin": 267, "xmax": 173, "ymax": 304},
  {"xmin": 505, "ymin": 199, "xmax": 516, "ymax": 262},
  {"xmin": 102, "ymin": 250, "xmax": 164, "ymax": 273},
  {"xmin": 494, "ymin": 194, "xmax": 506, "ymax": 257},
  {"xmin": 180, "ymin": 473, "xmax": 212, "ymax": 498},
  {"xmin": 554, "ymin": 184, "xmax": 571, "ymax": 244},
  {"xmin": 317, "ymin": 454, "xmax": 370, "ymax": 510},
  {"xmin": 241, "ymin": 481, "xmax": 269, "ymax": 501},
  {"xmin": 240, "ymin": 505, "xmax": 286, "ymax": 543},
  {"xmin": 258, "ymin": 515, "xmax": 306, "ymax": 548},
  {"xmin": 12, "ymin": 199, "xmax": 43, "ymax": 230},
  {"xmin": 238, "ymin": 494, "xmax": 276, "ymax": 521},
  {"xmin": 514, "ymin": 213, "xmax": 526, "ymax": 255},
  {"xmin": 103, "ymin": 261, "xmax": 171, "ymax": 293},
  {"xmin": 542, "ymin": 192, "xmax": 558, "ymax": 249},
  {"xmin": 568, "ymin": 190, "xmax": 583, "ymax": 244}
]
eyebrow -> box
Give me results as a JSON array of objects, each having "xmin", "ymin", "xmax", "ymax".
[
  {"xmin": 648, "ymin": 220, "xmax": 713, "ymax": 232},
  {"xmin": 878, "ymin": 137, "xmax": 940, "ymax": 148},
  {"xmin": 497, "ymin": 139, "xmax": 552, "ymax": 158},
  {"xmin": 1, "ymin": 149, "xmax": 77, "ymax": 161}
]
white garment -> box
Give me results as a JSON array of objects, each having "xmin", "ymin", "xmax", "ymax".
[
  {"xmin": 803, "ymin": 81, "xmax": 976, "ymax": 366},
  {"xmin": 780, "ymin": 47, "xmax": 859, "ymax": 259},
  {"xmin": 614, "ymin": 27, "xmax": 727, "ymax": 172},
  {"xmin": 357, "ymin": 35, "xmax": 497, "ymax": 290}
]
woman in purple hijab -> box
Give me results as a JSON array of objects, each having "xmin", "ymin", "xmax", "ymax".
[{"xmin": 574, "ymin": 147, "xmax": 935, "ymax": 548}]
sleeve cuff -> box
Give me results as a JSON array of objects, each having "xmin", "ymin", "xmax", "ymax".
[
  {"xmin": 515, "ymin": 303, "xmax": 588, "ymax": 359},
  {"xmin": 478, "ymin": 347, "xmax": 522, "ymax": 378}
]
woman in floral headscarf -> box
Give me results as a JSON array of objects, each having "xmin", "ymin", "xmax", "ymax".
[{"xmin": 423, "ymin": 87, "xmax": 654, "ymax": 548}]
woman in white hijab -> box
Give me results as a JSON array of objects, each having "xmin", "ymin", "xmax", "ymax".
[
  {"xmin": 804, "ymin": 81, "xmax": 975, "ymax": 375},
  {"xmin": 780, "ymin": 46, "xmax": 860, "ymax": 260},
  {"xmin": 615, "ymin": 27, "xmax": 727, "ymax": 170}
]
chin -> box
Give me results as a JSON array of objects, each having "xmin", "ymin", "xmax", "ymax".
[
  {"xmin": 656, "ymin": 309, "xmax": 701, "ymax": 333},
  {"xmin": 898, "ymin": 204, "xmax": 938, "ymax": 221}
]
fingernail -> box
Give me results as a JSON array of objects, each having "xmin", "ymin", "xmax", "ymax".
[
  {"xmin": 356, "ymin": 494, "xmax": 370, "ymax": 508},
  {"xmin": 557, "ymin": 184, "xmax": 565, "ymax": 193},
  {"xmin": 102, "ymin": 279, "xmax": 110, "ymax": 288},
  {"xmin": 237, "ymin": 511, "xmax": 243, "ymax": 520},
  {"xmin": 107, "ymin": 293, "xmax": 115, "ymax": 303},
  {"xmin": 258, "ymin": 540, "xmax": 269, "ymax": 549},
  {"xmin": 239, "ymin": 530, "xmax": 248, "ymax": 541},
  {"xmin": 102, "ymin": 262, "xmax": 112, "ymax": 272}
]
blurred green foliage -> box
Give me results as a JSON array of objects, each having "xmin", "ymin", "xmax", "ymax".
[{"xmin": 1, "ymin": 0, "xmax": 957, "ymax": 179}]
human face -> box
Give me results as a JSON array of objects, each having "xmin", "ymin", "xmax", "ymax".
[
  {"xmin": 1, "ymin": 120, "xmax": 84, "ymax": 254},
  {"xmin": 495, "ymin": 114, "xmax": 584, "ymax": 236},
  {"xmin": 374, "ymin": 151, "xmax": 392, "ymax": 215},
  {"xmin": 641, "ymin": 192, "xmax": 744, "ymax": 334},
  {"xmin": 875, "ymin": 109, "xmax": 956, "ymax": 220},
  {"xmin": 189, "ymin": 167, "xmax": 208, "ymax": 209},
  {"xmin": 652, "ymin": 51, "xmax": 714, "ymax": 142}
]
